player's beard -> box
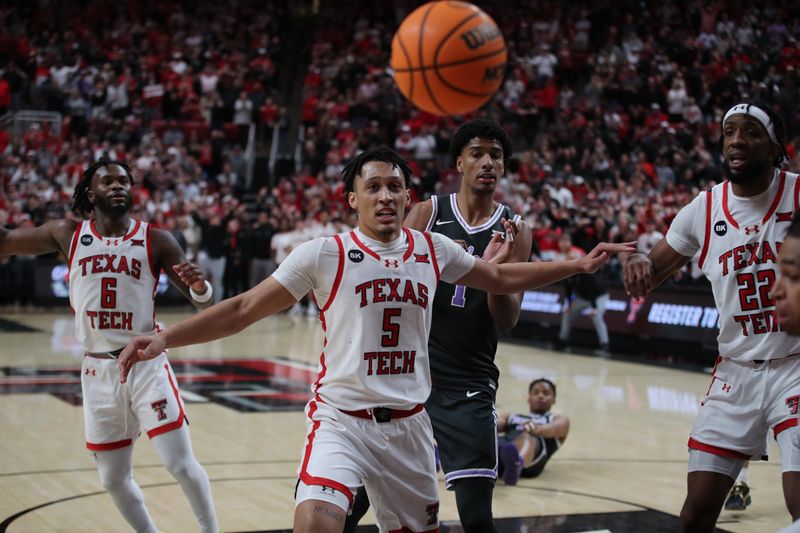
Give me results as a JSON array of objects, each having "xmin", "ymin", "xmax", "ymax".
[
  {"xmin": 93, "ymin": 195, "xmax": 132, "ymax": 215},
  {"xmin": 720, "ymin": 157, "xmax": 772, "ymax": 185}
]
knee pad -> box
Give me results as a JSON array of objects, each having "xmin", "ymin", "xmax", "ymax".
[{"xmin": 688, "ymin": 449, "xmax": 744, "ymax": 480}]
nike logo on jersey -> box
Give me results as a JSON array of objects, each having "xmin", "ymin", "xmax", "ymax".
[
  {"xmin": 465, "ymin": 391, "xmax": 480, "ymax": 398},
  {"xmin": 435, "ymin": 220, "xmax": 454, "ymax": 226}
]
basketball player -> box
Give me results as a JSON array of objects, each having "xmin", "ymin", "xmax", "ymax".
[
  {"xmin": 118, "ymin": 147, "xmax": 633, "ymax": 533},
  {"xmin": 623, "ymin": 101, "xmax": 800, "ymax": 532},
  {"xmin": 0, "ymin": 160, "xmax": 220, "ymax": 533},
  {"xmin": 345, "ymin": 118, "xmax": 531, "ymax": 533},
  {"xmin": 496, "ymin": 378, "xmax": 569, "ymax": 485}
]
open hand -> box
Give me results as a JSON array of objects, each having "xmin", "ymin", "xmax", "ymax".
[
  {"xmin": 118, "ymin": 334, "xmax": 166, "ymax": 383},
  {"xmin": 484, "ymin": 217, "xmax": 519, "ymax": 264},
  {"xmin": 579, "ymin": 241, "xmax": 637, "ymax": 273}
]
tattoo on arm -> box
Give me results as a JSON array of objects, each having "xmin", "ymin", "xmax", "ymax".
[{"xmin": 313, "ymin": 504, "xmax": 343, "ymax": 522}]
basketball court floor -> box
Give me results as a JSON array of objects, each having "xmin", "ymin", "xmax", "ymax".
[{"xmin": 0, "ymin": 310, "xmax": 791, "ymax": 532}]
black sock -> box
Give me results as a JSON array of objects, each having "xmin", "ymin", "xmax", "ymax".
[{"xmin": 454, "ymin": 477, "xmax": 497, "ymax": 533}]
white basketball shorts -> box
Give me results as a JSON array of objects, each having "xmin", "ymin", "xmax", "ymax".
[
  {"xmin": 81, "ymin": 352, "xmax": 186, "ymax": 451},
  {"xmin": 295, "ymin": 400, "xmax": 440, "ymax": 532},
  {"xmin": 689, "ymin": 355, "xmax": 800, "ymax": 466}
]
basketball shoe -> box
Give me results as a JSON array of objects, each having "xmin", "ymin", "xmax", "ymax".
[{"xmin": 724, "ymin": 482, "xmax": 751, "ymax": 510}]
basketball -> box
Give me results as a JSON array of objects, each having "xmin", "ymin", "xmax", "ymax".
[{"xmin": 391, "ymin": 1, "xmax": 507, "ymax": 116}]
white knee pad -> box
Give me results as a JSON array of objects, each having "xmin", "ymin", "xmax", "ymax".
[
  {"xmin": 688, "ymin": 449, "xmax": 745, "ymax": 480},
  {"xmin": 777, "ymin": 426, "xmax": 800, "ymax": 472}
]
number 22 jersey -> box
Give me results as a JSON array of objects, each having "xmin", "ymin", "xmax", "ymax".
[{"xmin": 667, "ymin": 170, "xmax": 800, "ymax": 362}]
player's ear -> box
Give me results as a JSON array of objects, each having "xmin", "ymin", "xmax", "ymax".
[
  {"xmin": 456, "ymin": 155, "xmax": 463, "ymax": 174},
  {"xmin": 347, "ymin": 191, "xmax": 357, "ymax": 210},
  {"xmin": 86, "ymin": 189, "xmax": 95, "ymax": 204}
]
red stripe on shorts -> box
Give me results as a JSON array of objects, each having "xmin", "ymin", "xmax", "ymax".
[
  {"xmin": 687, "ymin": 437, "xmax": 751, "ymax": 460},
  {"xmin": 299, "ymin": 400, "xmax": 354, "ymax": 507},
  {"xmin": 86, "ymin": 438, "xmax": 132, "ymax": 451},
  {"xmin": 774, "ymin": 417, "xmax": 799, "ymax": 438}
]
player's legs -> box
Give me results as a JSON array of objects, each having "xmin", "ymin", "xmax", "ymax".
[
  {"xmin": 591, "ymin": 293, "xmax": 610, "ymax": 348},
  {"xmin": 513, "ymin": 432, "xmax": 543, "ymax": 466},
  {"xmin": 558, "ymin": 298, "xmax": 589, "ymax": 344},
  {"xmin": 294, "ymin": 499, "xmax": 347, "ymax": 533},
  {"xmin": 681, "ymin": 450, "xmax": 743, "ymax": 532},
  {"xmin": 342, "ymin": 485, "xmax": 370, "ymax": 533},
  {"xmin": 151, "ymin": 425, "xmax": 219, "ymax": 533},
  {"xmin": 129, "ymin": 355, "xmax": 218, "ymax": 532},
  {"xmin": 452, "ymin": 478, "xmax": 496, "ymax": 533},
  {"xmin": 778, "ymin": 426, "xmax": 800, "ymax": 519},
  {"xmin": 93, "ymin": 446, "xmax": 158, "ymax": 533}
]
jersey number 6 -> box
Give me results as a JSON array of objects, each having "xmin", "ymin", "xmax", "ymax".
[{"xmin": 101, "ymin": 277, "xmax": 117, "ymax": 308}]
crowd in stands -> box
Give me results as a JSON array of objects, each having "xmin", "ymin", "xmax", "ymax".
[{"xmin": 1, "ymin": 0, "xmax": 799, "ymax": 303}]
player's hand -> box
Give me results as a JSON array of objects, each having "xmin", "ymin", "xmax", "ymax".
[
  {"xmin": 523, "ymin": 421, "xmax": 537, "ymax": 435},
  {"xmin": 578, "ymin": 241, "xmax": 637, "ymax": 273},
  {"xmin": 623, "ymin": 252, "xmax": 655, "ymax": 297},
  {"xmin": 173, "ymin": 261, "xmax": 206, "ymax": 293},
  {"xmin": 484, "ymin": 217, "xmax": 519, "ymax": 264},
  {"xmin": 118, "ymin": 334, "xmax": 166, "ymax": 383}
]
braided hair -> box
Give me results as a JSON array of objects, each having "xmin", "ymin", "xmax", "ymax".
[
  {"xmin": 719, "ymin": 100, "xmax": 789, "ymax": 168},
  {"xmin": 71, "ymin": 160, "xmax": 133, "ymax": 216}
]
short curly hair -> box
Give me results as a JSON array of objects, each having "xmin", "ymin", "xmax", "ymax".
[{"xmin": 449, "ymin": 118, "xmax": 513, "ymax": 165}]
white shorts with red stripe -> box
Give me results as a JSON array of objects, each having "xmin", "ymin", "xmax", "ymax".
[
  {"xmin": 296, "ymin": 400, "xmax": 440, "ymax": 532},
  {"xmin": 689, "ymin": 355, "xmax": 800, "ymax": 463},
  {"xmin": 81, "ymin": 352, "xmax": 186, "ymax": 451}
]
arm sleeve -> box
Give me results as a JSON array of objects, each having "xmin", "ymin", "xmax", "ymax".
[
  {"xmin": 665, "ymin": 192, "xmax": 705, "ymax": 257},
  {"xmin": 270, "ymin": 238, "xmax": 327, "ymax": 300},
  {"xmin": 431, "ymin": 232, "xmax": 477, "ymax": 283}
]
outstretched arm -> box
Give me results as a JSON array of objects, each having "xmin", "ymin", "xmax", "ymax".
[
  {"xmin": 458, "ymin": 241, "xmax": 636, "ymax": 294},
  {"xmin": 623, "ymin": 239, "xmax": 692, "ymax": 297},
  {"xmin": 151, "ymin": 228, "xmax": 213, "ymax": 310},
  {"xmin": 119, "ymin": 276, "xmax": 297, "ymax": 381},
  {"xmin": 0, "ymin": 219, "xmax": 77, "ymax": 257}
]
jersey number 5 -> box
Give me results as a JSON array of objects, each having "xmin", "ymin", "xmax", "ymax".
[
  {"xmin": 101, "ymin": 277, "xmax": 117, "ymax": 308},
  {"xmin": 381, "ymin": 308, "xmax": 401, "ymax": 347}
]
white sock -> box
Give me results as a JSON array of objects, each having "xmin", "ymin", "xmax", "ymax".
[
  {"xmin": 151, "ymin": 426, "xmax": 219, "ymax": 533},
  {"xmin": 737, "ymin": 464, "xmax": 749, "ymax": 484},
  {"xmin": 93, "ymin": 447, "xmax": 158, "ymax": 533}
]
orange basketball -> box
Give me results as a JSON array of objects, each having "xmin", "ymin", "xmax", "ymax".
[{"xmin": 391, "ymin": 1, "xmax": 507, "ymax": 116}]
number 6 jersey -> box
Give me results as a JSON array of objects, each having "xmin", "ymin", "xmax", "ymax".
[
  {"xmin": 271, "ymin": 227, "xmax": 475, "ymax": 411},
  {"xmin": 667, "ymin": 169, "xmax": 800, "ymax": 362},
  {"xmin": 68, "ymin": 219, "xmax": 159, "ymax": 353}
]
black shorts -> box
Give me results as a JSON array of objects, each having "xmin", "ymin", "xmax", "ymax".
[{"xmin": 426, "ymin": 387, "xmax": 497, "ymax": 489}]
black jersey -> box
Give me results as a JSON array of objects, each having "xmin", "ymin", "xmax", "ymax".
[{"xmin": 425, "ymin": 193, "xmax": 517, "ymax": 393}]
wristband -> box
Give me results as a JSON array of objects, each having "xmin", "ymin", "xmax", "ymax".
[{"xmin": 190, "ymin": 280, "xmax": 213, "ymax": 303}]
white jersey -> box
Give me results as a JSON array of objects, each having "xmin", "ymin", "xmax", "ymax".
[
  {"xmin": 667, "ymin": 169, "xmax": 800, "ymax": 362},
  {"xmin": 68, "ymin": 219, "xmax": 159, "ymax": 353},
  {"xmin": 272, "ymin": 227, "xmax": 475, "ymax": 410}
]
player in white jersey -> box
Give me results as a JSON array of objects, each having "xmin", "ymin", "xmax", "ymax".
[
  {"xmin": 0, "ymin": 160, "xmax": 219, "ymax": 533},
  {"xmin": 118, "ymin": 147, "xmax": 633, "ymax": 533},
  {"xmin": 624, "ymin": 101, "xmax": 800, "ymax": 532}
]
